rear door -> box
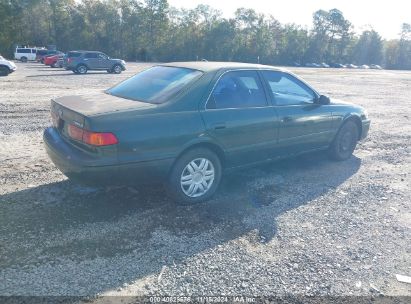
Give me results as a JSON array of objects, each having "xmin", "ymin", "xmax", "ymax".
[
  {"xmin": 261, "ymin": 70, "xmax": 334, "ymax": 155},
  {"xmin": 201, "ymin": 70, "xmax": 279, "ymax": 167},
  {"xmin": 83, "ymin": 52, "xmax": 99, "ymax": 69}
]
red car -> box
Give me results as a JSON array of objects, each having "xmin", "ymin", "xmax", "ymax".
[{"xmin": 44, "ymin": 54, "xmax": 64, "ymax": 68}]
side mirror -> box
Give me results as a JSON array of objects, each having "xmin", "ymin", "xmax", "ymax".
[{"xmin": 318, "ymin": 95, "xmax": 330, "ymax": 105}]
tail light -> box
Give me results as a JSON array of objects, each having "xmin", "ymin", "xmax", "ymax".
[{"xmin": 68, "ymin": 124, "xmax": 118, "ymax": 146}]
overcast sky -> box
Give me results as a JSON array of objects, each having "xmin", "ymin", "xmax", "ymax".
[{"xmin": 168, "ymin": 0, "xmax": 410, "ymax": 39}]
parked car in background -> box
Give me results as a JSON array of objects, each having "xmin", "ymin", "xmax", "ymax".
[
  {"xmin": 305, "ymin": 63, "xmax": 321, "ymax": 68},
  {"xmin": 346, "ymin": 64, "xmax": 359, "ymax": 69},
  {"xmin": 370, "ymin": 64, "xmax": 383, "ymax": 70},
  {"xmin": 330, "ymin": 63, "xmax": 346, "ymax": 68},
  {"xmin": 44, "ymin": 54, "xmax": 65, "ymax": 68},
  {"xmin": 64, "ymin": 51, "xmax": 126, "ymax": 74},
  {"xmin": 43, "ymin": 62, "xmax": 370, "ymax": 203},
  {"xmin": 359, "ymin": 65, "xmax": 370, "ymax": 69},
  {"xmin": 56, "ymin": 56, "xmax": 64, "ymax": 68},
  {"xmin": 63, "ymin": 51, "xmax": 82, "ymax": 70},
  {"xmin": 36, "ymin": 50, "xmax": 63, "ymax": 63},
  {"xmin": 320, "ymin": 62, "xmax": 330, "ymax": 68},
  {"xmin": 14, "ymin": 47, "xmax": 37, "ymax": 62},
  {"xmin": 0, "ymin": 55, "xmax": 17, "ymax": 76}
]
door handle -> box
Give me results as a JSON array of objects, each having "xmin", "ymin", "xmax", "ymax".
[
  {"xmin": 282, "ymin": 116, "xmax": 293, "ymax": 123},
  {"xmin": 211, "ymin": 123, "xmax": 226, "ymax": 130}
]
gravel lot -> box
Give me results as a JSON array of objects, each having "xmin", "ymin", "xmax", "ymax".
[{"xmin": 0, "ymin": 62, "xmax": 410, "ymax": 300}]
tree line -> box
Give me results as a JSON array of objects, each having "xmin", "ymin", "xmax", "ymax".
[{"xmin": 0, "ymin": 0, "xmax": 410, "ymax": 69}]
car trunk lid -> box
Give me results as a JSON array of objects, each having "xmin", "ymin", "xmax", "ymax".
[{"xmin": 51, "ymin": 92, "xmax": 154, "ymax": 142}]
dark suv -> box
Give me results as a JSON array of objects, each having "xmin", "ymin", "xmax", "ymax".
[{"xmin": 64, "ymin": 51, "xmax": 126, "ymax": 74}]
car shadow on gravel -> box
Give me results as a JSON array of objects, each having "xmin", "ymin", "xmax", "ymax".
[{"xmin": 0, "ymin": 152, "xmax": 361, "ymax": 295}]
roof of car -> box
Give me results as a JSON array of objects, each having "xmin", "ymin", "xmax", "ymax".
[{"xmin": 160, "ymin": 61, "xmax": 286, "ymax": 72}]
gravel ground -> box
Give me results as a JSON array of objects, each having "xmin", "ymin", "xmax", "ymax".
[{"xmin": 0, "ymin": 63, "xmax": 410, "ymax": 300}]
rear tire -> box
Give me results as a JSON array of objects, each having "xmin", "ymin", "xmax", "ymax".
[
  {"xmin": 20, "ymin": 57, "xmax": 27, "ymax": 63},
  {"xmin": 329, "ymin": 120, "xmax": 359, "ymax": 161},
  {"xmin": 76, "ymin": 64, "xmax": 88, "ymax": 74},
  {"xmin": 167, "ymin": 148, "xmax": 222, "ymax": 204},
  {"xmin": 0, "ymin": 66, "xmax": 10, "ymax": 76}
]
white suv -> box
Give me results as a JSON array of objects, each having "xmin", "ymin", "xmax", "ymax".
[
  {"xmin": 14, "ymin": 47, "xmax": 37, "ymax": 62},
  {"xmin": 0, "ymin": 55, "xmax": 17, "ymax": 76}
]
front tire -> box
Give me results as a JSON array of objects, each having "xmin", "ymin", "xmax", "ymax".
[
  {"xmin": 0, "ymin": 66, "xmax": 10, "ymax": 76},
  {"xmin": 167, "ymin": 148, "xmax": 222, "ymax": 204},
  {"xmin": 329, "ymin": 120, "xmax": 359, "ymax": 161},
  {"xmin": 20, "ymin": 57, "xmax": 27, "ymax": 63},
  {"xmin": 112, "ymin": 64, "xmax": 122, "ymax": 74}
]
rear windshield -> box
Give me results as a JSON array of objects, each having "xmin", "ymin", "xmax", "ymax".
[
  {"xmin": 107, "ymin": 66, "xmax": 203, "ymax": 104},
  {"xmin": 36, "ymin": 50, "xmax": 47, "ymax": 55}
]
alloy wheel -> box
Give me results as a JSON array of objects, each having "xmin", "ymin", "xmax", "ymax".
[
  {"xmin": 180, "ymin": 158, "xmax": 215, "ymax": 198},
  {"xmin": 77, "ymin": 66, "xmax": 87, "ymax": 74},
  {"xmin": 113, "ymin": 65, "xmax": 122, "ymax": 74},
  {"xmin": 339, "ymin": 129, "xmax": 354, "ymax": 153}
]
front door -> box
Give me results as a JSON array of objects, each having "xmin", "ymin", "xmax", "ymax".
[
  {"xmin": 201, "ymin": 70, "xmax": 280, "ymax": 167},
  {"xmin": 97, "ymin": 53, "xmax": 111, "ymax": 69},
  {"xmin": 260, "ymin": 71, "xmax": 334, "ymax": 156}
]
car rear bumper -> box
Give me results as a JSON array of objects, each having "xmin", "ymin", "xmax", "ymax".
[
  {"xmin": 360, "ymin": 119, "xmax": 371, "ymax": 140},
  {"xmin": 43, "ymin": 127, "xmax": 173, "ymax": 186}
]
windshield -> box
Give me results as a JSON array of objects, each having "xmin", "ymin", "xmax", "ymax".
[{"xmin": 107, "ymin": 66, "xmax": 203, "ymax": 104}]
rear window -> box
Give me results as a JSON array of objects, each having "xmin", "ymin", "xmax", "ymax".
[
  {"xmin": 84, "ymin": 53, "xmax": 98, "ymax": 58},
  {"xmin": 36, "ymin": 50, "xmax": 48, "ymax": 55},
  {"xmin": 107, "ymin": 66, "xmax": 203, "ymax": 104},
  {"xmin": 67, "ymin": 52, "xmax": 82, "ymax": 58}
]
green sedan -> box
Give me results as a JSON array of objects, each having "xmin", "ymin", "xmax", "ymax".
[{"xmin": 44, "ymin": 62, "xmax": 370, "ymax": 203}]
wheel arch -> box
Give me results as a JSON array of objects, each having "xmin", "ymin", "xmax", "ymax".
[
  {"xmin": 340, "ymin": 114, "xmax": 362, "ymax": 140},
  {"xmin": 76, "ymin": 63, "xmax": 89, "ymax": 70},
  {"xmin": 0, "ymin": 65, "xmax": 11, "ymax": 72},
  {"xmin": 171, "ymin": 140, "xmax": 226, "ymax": 173}
]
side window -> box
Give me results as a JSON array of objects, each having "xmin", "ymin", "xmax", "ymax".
[
  {"xmin": 262, "ymin": 71, "xmax": 315, "ymax": 106},
  {"xmin": 98, "ymin": 53, "xmax": 108, "ymax": 60},
  {"xmin": 85, "ymin": 53, "xmax": 98, "ymax": 59},
  {"xmin": 17, "ymin": 49, "xmax": 30, "ymax": 54},
  {"xmin": 208, "ymin": 70, "xmax": 267, "ymax": 109}
]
